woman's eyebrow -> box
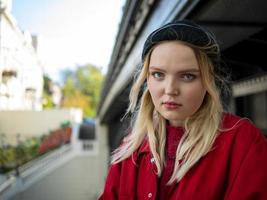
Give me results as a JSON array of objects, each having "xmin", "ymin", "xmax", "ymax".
[
  {"xmin": 149, "ymin": 66, "xmax": 200, "ymax": 73},
  {"xmin": 177, "ymin": 69, "xmax": 200, "ymax": 73},
  {"xmin": 149, "ymin": 66, "xmax": 166, "ymax": 72}
]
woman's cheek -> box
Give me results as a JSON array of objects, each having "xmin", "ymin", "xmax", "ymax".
[{"xmin": 185, "ymin": 86, "xmax": 206, "ymax": 107}]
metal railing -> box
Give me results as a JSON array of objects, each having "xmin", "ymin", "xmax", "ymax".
[
  {"xmin": 0, "ymin": 144, "xmax": 72, "ymax": 198},
  {"xmin": 0, "ymin": 176, "xmax": 15, "ymax": 195}
]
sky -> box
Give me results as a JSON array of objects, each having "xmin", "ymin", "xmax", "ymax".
[{"xmin": 11, "ymin": 0, "xmax": 125, "ymax": 82}]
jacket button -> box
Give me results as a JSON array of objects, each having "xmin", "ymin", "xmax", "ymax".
[
  {"xmin": 148, "ymin": 192, "xmax": 152, "ymax": 198},
  {"xmin": 150, "ymin": 157, "xmax": 155, "ymax": 163}
]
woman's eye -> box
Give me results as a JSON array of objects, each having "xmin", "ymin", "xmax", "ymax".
[
  {"xmin": 151, "ymin": 72, "xmax": 163, "ymax": 79},
  {"xmin": 182, "ymin": 74, "xmax": 196, "ymax": 81}
]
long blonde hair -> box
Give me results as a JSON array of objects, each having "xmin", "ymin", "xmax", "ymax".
[{"xmin": 111, "ymin": 41, "xmax": 225, "ymax": 183}]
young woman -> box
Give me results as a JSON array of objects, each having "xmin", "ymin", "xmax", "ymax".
[{"xmin": 99, "ymin": 20, "xmax": 267, "ymax": 200}]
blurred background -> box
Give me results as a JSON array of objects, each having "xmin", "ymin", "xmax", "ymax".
[{"xmin": 0, "ymin": 0, "xmax": 267, "ymax": 199}]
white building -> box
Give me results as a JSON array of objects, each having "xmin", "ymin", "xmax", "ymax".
[{"xmin": 0, "ymin": 0, "xmax": 43, "ymax": 110}]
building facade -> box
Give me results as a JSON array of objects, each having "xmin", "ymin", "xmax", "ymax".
[{"xmin": 0, "ymin": 0, "xmax": 43, "ymax": 110}]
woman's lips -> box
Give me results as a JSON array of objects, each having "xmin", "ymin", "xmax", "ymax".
[{"xmin": 163, "ymin": 101, "xmax": 182, "ymax": 109}]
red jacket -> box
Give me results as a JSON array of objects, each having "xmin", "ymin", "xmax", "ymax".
[{"xmin": 99, "ymin": 114, "xmax": 267, "ymax": 200}]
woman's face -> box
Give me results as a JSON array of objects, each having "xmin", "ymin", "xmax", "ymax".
[{"xmin": 147, "ymin": 41, "xmax": 206, "ymax": 127}]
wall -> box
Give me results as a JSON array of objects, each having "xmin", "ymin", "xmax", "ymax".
[
  {"xmin": 95, "ymin": 118, "xmax": 109, "ymax": 195},
  {"xmin": 0, "ymin": 108, "xmax": 82, "ymax": 144}
]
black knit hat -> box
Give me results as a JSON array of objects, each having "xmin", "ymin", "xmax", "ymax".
[{"xmin": 142, "ymin": 20, "xmax": 220, "ymax": 64}]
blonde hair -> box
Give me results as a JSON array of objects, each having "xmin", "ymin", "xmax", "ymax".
[{"xmin": 111, "ymin": 41, "xmax": 224, "ymax": 183}]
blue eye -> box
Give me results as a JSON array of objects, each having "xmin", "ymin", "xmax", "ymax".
[
  {"xmin": 152, "ymin": 72, "xmax": 164, "ymax": 79},
  {"xmin": 182, "ymin": 74, "xmax": 196, "ymax": 81}
]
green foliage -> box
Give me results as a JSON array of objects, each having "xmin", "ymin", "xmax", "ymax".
[
  {"xmin": 61, "ymin": 64, "xmax": 104, "ymax": 117},
  {"xmin": 23, "ymin": 137, "xmax": 40, "ymax": 158},
  {"xmin": 43, "ymin": 75, "xmax": 53, "ymax": 95},
  {"xmin": 60, "ymin": 120, "xmax": 71, "ymax": 128},
  {"xmin": 42, "ymin": 74, "xmax": 54, "ymax": 108},
  {"xmin": 0, "ymin": 146, "xmax": 16, "ymax": 167},
  {"xmin": 0, "ymin": 136, "xmax": 42, "ymax": 173},
  {"xmin": 43, "ymin": 92, "xmax": 54, "ymax": 109}
]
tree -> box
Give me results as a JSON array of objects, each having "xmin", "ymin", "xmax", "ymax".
[
  {"xmin": 61, "ymin": 64, "xmax": 103, "ymax": 117},
  {"xmin": 42, "ymin": 74, "xmax": 54, "ymax": 108}
]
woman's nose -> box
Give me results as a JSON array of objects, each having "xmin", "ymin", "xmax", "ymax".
[{"xmin": 165, "ymin": 78, "xmax": 179, "ymax": 95}]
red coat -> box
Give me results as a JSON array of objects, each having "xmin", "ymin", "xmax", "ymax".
[{"xmin": 99, "ymin": 114, "xmax": 267, "ymax": 200}]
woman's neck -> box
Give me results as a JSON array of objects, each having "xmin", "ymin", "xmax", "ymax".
[{"xmin": 167, "ymin": 120, "xmax": 184, "ymax": 127}]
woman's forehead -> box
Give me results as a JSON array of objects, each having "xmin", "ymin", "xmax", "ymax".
[{"xmin": 149, "ymin": 42, "xmax": 198, "ymax": 66}]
